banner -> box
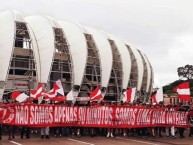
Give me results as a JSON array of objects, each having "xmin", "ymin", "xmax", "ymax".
[{"xmin": 0, "ymin": 104, "xmax": 190, "ymax": 128}]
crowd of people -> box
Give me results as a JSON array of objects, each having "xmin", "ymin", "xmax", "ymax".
[{"xmin": 1, "ymin": 98, "xmax": 193, "ymax": 141}]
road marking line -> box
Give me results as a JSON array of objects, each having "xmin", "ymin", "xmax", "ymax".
[
  {"xmin": 68, "ymin": 138, "xmax": 95, "ymax": 145},
  {"xmin": 116, "ymin": 137, "xmax": 160, "ymax": 145},
  {"xmin": 10, "ymin": 141, "xmax": 22, "ymax": 145}
]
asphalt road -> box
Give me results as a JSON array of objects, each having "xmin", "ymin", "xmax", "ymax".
[{"xmin": 1, "ymin": 135, "xmax": 193, "ymax": 145}]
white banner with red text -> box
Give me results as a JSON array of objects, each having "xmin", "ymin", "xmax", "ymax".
[{"xmin": 0, "ymin": 104, "xmax": 190, "ymax": 128}]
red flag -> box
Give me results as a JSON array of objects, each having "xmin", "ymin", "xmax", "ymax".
[
  {"xmin": 90, "ymin": 87, "xmax": 103, "ymax": 101},
  {"xmin": 44, "ymin": 89, "xmax": 57, "ymax": 99},
  {"xmin": 173, "ymin": 82, "xmax": 191, "ymax": 101},
  {"xmin": 152, "ymin": 93, "xmax": 157, "ymax": 104},
  {"xmin": 43, "ymin": 80, "xmax": 66, "ymax": 101},
  {"xmin": 11, "ymin": 91, "xmax": 21, "ymax": 99},
  {"xmin": 52, "ymin": 96, "xmax": 66, "ymax": 102},
  {"xmin": 44, "ymin": 83, "xmax": 60, "ymax": 99}
]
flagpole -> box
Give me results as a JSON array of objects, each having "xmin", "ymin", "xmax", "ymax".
[
  {"xmin": 28, "ymin": 43, "xmax": 32, "ymax": 99},
  {"xmin": 28, "ymin": 74, "xmax": 32, "ymax": 98}
]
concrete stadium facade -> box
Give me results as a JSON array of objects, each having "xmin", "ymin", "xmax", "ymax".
[{"xmin": 0, "ymin": 10, "xmax": 154, "ymax": 101}]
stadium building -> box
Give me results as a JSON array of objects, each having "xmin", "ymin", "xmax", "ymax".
[{"xmin": 0, "ymin": 10, "xmax": 154, "ymax": 101}]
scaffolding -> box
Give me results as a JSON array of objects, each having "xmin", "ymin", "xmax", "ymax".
[
  {"xmin": 145, "ymin": 55, "xmax": 154, "ymax": 95},
  {"xmin": 49, "ymin": 28, "xmax": 73, "ymax": 95},
  {"xmin": 138, "ymin": 50, "xmax": 148, "ymax": 102},
  {"xmin": 126, "ymin": 45, "xmax": 138, "ymax": 90},
  {"xmin": 7, "ymin": 22, "xmax": 36, "ymax": 91},
  {"xmin": 104, "ymin": 40, "xmax": 122, "ymax": 101},
  {"xmin": 78, "ymin": 33, "xmax": 101, "ymax": 97}
]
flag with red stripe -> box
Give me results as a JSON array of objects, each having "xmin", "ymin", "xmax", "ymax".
[
  {"xmin": 11, "ymin": 91, "xmax": 22, "ymax": 100},
  {"xmin": 44, "ymin": 83, "xmax": 60, "ymax": 99},
  {"xmin": 152, "ymin": 87, "xmax": 163, "ymax": 104},
  {"xmin": 90, "ymin": 87, "xmax": 103, "ymax": 101},
  {"xmin": 44, "ymin": 80, "xmax": 65, "ymax": 101},
  {"xmin": 51, "ymin": 96, "xmax": 66, "ymax": 102},
  {"xmin": 55, "ymin": 80, "xmax": 64, "ymax": 96},
  {"xmin": 173, "ymin": 81, "xmax": 191, "ymax": 101},
  {"xmin": 11, "ymin": 91, "xmax": 29, "ymax": 103},
  {"xmin": 123, "ymin": 88, "xmax": 136, "ymax": 103},
  {"xmin": 30, "ymin": 84, "xmax": 44, "ymax": 100}
]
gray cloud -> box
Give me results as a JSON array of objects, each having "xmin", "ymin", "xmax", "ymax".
[{"xmin": 0, "ymin": 0, "xmax": 193, "ymax": 86}]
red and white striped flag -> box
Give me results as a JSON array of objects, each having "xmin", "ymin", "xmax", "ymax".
[
  {"xmin": 90, "ymin": 87, "xmax": 103, "ymax": 101},
  {"xmin": 123, "ymin": 88, "xmax": 136, "ymax": 103},
  {"xmin": 173, "ymin": 82, "xmax": 191, "ymax": 101},
  {"xmin": 44, "ymin": 80, "xmax": 65, "ymax": 100},
  {"xmin": 12, "ymin": 91, "xmax": 21, "ymax": 100},
  {"xmin": 11, "ymin": 91, "xmax": 29, "ymax": 103},
  {"xmin": 44, "ymin": 83, "xmax": 60, "ymax": 99},
  {"xmin": 30, "ymin": 84, "xmax": 44, "ymax": 100},
  {"xmin": 55, "ymin": 80, "xmax": 64, "ymax": 96},
  {"xmin": 152, "ymin": 87, "xmax": 163, "ymax": 104}
]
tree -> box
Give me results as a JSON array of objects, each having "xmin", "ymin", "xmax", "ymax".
[
  {"xmin": 177, "ymin": 64, "xmax": 193, "ymax": 80},
  {"xmin": 162, "ymin": 65, "xmax": 193, "ymax": 96}
]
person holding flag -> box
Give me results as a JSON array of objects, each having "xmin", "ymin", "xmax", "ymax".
[
  {"xmin": 121, "ymin": 88, "xmax": 136, "ymax": 137},
  {"xmin": 89, "ymin": 86, "xmax": 103, "ymax": 137},
  {"xmin": 40, "ymin": 80, "xmax": 66, "ymax": 139}
]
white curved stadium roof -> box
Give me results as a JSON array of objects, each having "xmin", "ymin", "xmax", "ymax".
[
  {"xmin": 124, "ymin": 42, "xmax": 144, "ymax": 91},
  {"xmin": 0, "ymin": 10, "xmax": 24, "ymax": 97},
  {"xmin": 0, "ymin": 10, "xmax": 154, "ymax": 99},
  {"xmin": 58, "ymin": 20, "xmax": 87, "ymax": 86},
  {"xmin": 106, "ymin": 34, "xmax": 132, "ymax": 89},
  {"xmin": 26, "ymin": 16, "xmax": 56, "ymax": 84}
]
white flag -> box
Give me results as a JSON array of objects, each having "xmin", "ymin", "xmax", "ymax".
[
  {"xmin": 122, "ymin": 88, "xmax": 136, "ymax": 103},
  {"xmin": 66, "ymin": 90, "xmax": 74, "ymax": 101},
  {"xmin": 16, "ymin": 93, "xmax": 29, "ymax": 103},
  {"xmin": 152, "ymin": 87, "xmax": 163, "ymax": 104},
  {"xmin": 56, "ymin": 80, "xmax": 64, "ymax": 96}
]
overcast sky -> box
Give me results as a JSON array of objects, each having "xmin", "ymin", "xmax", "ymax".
[{"xmin": 1, "ymin": 0, "xmax": 193, "ymax": 87}]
